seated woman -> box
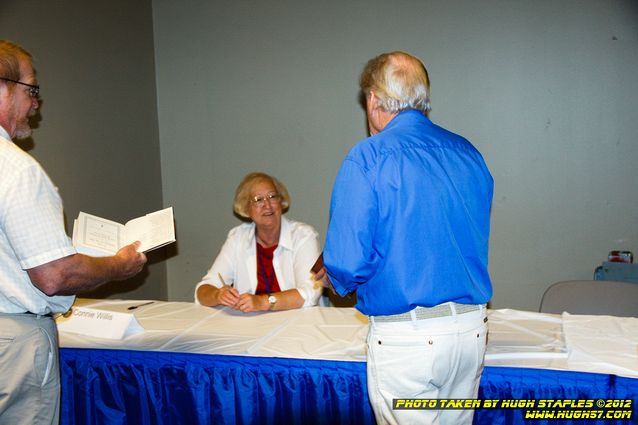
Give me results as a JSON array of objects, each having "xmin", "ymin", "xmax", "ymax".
[{"xmin": 195, "ymin": 172, "xmax": 322, "ymax": 312}]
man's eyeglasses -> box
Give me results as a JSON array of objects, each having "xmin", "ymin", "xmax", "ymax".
[
  {"xmin": 251, "ymin": 192, "xmax": 281, "ymax": 208},
  {"xmin": 0, "ymin": 77, "xmax": 40, "ymax": 98}
]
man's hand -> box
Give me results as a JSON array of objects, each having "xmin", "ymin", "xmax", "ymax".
[
  {"xmin": 113, "ymin": 241, "xmax": 147, "ymax": 280},
  {"xmin": 312, "ymin": 266, "xmax": 336, "ymax": 295}
]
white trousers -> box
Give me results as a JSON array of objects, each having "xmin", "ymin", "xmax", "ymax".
[
  {"xmin": 0, "ymin": 313, "xmax": 59, "ymax": 425},
  {"xmin": 367, "ymin": 304, "xmax": 487, "ymax": 425}
]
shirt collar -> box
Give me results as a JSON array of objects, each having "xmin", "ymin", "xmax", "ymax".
[
  {"xmin": 384, "ymin": 109, "xmax": 429, "ymax": 131},
  {"xmin": 277, "ymin": 216, "xmax": 293, "ymax": 251},
  {"xmin": 0, "ymin": 125, "xmax": 10, "ymax": 141},
  {"xmin": 248, "ymin": 215, "xmax": 293, "ymax": 251}
]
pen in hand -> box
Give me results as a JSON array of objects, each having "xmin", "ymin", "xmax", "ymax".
[
  {"xmin": 218, "ymin": 272, "xmax": 233, "ymax": 288},
  {"xmin": 218, "ymin": 272, "xmax": 239, "ymax": 308}
]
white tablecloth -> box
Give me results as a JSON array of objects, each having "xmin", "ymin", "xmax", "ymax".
[{"xmin": 57, "ymin": 299, "xmax": 638, "ymax": 378}]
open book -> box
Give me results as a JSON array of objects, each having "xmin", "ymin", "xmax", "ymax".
[{"xmin": 72, "ymin": 207, "xmax": 175, "ymax": 257}]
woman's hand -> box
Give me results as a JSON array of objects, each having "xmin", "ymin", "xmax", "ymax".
[
  {"xmin": 216, "ymin": 285, "xmax": 241, "ymax": 307},
  {"xmin": 234, "ymin": 293, "xmax": 269, "ymax": 313}
]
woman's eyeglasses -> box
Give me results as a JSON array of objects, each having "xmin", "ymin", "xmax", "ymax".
[{"xmin": 251, "ymin": 193, "xmax": 281, "ymax": 208}]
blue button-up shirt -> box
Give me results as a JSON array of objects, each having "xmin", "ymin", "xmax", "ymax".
[{"xmin": 324, "ymin": 110, "xmax": 493, "ymax": 316}]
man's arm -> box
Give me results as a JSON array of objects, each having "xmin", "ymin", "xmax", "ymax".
[
  {"xmin": 324, "ymin": 158, "xmax": 379, "ymax": 294},
  {"xmin": 27, "ymin": 241, "xmax": 147, "ymax": 296}
]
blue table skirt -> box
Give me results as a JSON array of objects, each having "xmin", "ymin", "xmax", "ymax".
[{"xmin": 60, "ymin": 348, "xmax": 637, "ymax": 425}]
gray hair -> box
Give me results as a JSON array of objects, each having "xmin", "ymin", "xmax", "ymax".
[{"xmin": 359, "ymin": 51, "xmax": 431, "ymax": 114}]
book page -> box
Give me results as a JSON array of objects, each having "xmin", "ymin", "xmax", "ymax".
[
  {"xmin": 75, "ymin": 213, "xmax": 123, "ymax": 255},
  {"xmin": 73, "ymin": 219, "xmax": 109, "ymax": 256},
  {"xmin": 123, "ymin": 207, "xmax": 175, "ymax": 252}
]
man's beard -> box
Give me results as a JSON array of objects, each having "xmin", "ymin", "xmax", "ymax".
[
  {"xmin": 13, "ymin": 109, "xmax": 35, "ymax": 140},
  {"xmin": 13, "ymin": 122, "xmax": 32, "ymax": 139}
]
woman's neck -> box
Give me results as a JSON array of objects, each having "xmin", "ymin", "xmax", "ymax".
[{"xmin": 256, "ymin": 225, "xmax": 280, "ymax": 248}]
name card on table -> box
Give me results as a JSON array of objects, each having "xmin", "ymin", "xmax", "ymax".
[{"xmin": 56, "ymin": 307, "xmax": 144, "ymax": 340}]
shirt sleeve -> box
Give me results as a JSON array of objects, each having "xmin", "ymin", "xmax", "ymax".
[
  {"xmin": 194, "ymin": 229, "xmax": 237, "ymax": 304},
  {"xmin": 323, "ymin": 158, "xmax": 379, "ymax": 296},
  {"xmin": 4, "ymin": 162, "xmax": 75, "ymax": 269},
  {"xmin": 291, "ymin": 228, "xmax": 322, "ymax": 307}
]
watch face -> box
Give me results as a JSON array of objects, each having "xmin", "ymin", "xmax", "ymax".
[{"xmin": 268, "ymin": 295, "xmax": 277, "ymax": 304}]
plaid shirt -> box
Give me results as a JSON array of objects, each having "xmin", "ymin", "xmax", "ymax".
[{"xmin": 0, "ymin": 127, "xmax": 75, "ymax": 314}]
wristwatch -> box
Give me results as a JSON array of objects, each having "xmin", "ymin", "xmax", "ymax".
[{"xmin": 267, "ymin": 295, "xmax": 277, "ymax": 310}]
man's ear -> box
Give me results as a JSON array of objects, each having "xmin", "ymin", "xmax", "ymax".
[
  {"xmin": 367, "ymin": 91, "xmax": 383, "ymax": 122},
  {"xmin": 367, "ymin": 91, "xmax": 379, "ymax": 112},
  {"xmin": 366, "ymin": 91, "xmax": 382, "ymax": 135},
  {"xmin": 366, "ymin": 91, "xmax": 397, "ymax": 135}
]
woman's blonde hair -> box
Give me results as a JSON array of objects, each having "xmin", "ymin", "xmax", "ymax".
[{"xmin": 233, "ymin": 172, "xmax": 290, "ymax": 218}]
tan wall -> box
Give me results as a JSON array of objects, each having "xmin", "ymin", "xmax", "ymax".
[
  {"xmin": 153, "ymin": 0, "xmax": 638, "ymax": 310},
  {"xmin": 5, "ymin": 0, "xmax": 637, "ymax": 310}
]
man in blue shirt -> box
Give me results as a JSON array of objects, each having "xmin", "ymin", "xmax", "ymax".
[{"xmin": 318, "ymin": 51, "xmax": 493, "ymax": 424}]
